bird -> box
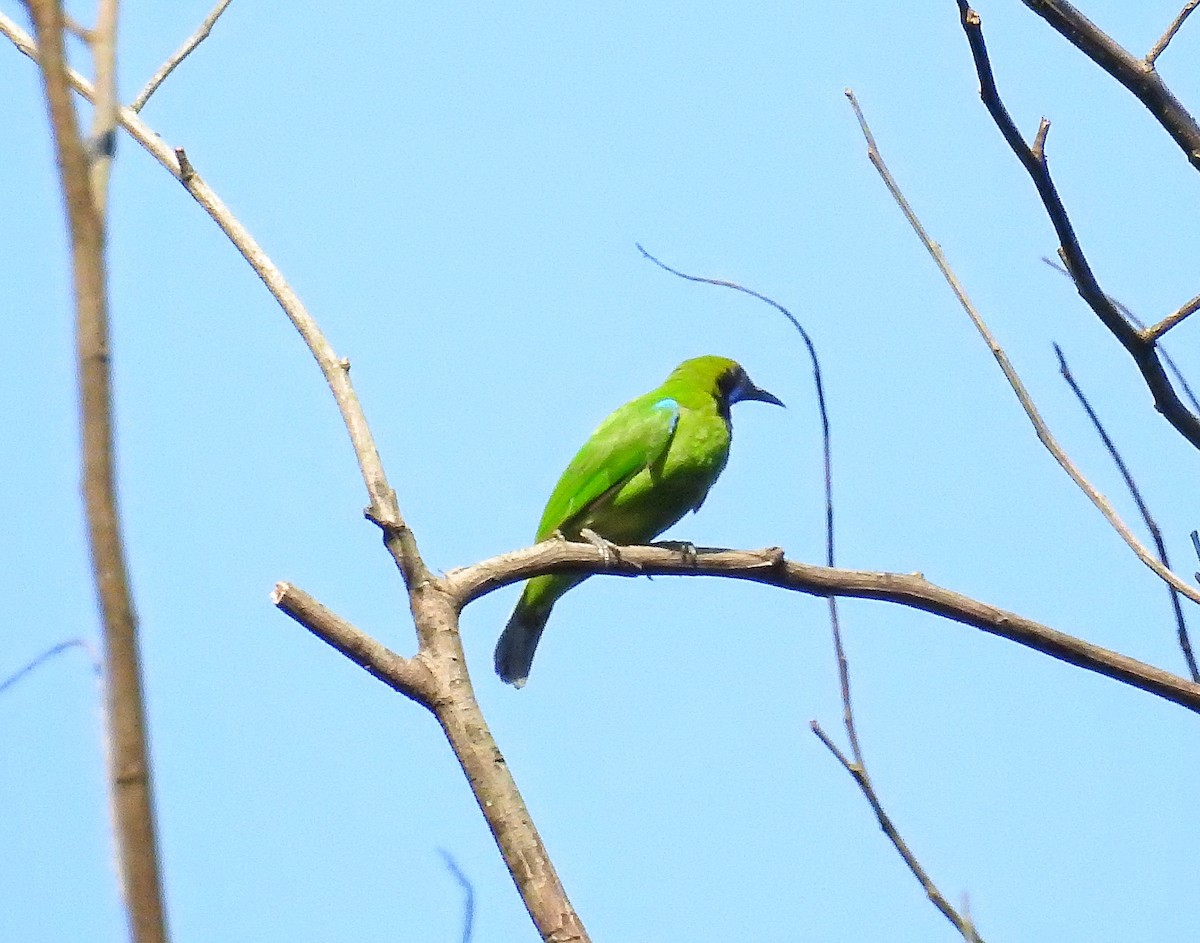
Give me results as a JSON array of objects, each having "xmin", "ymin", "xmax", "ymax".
[{"xmin": 495, "ymin": 355, "xmax": 783, "ymax": 687}]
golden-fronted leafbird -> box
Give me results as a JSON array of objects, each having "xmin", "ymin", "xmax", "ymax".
[{"xmin": 495, "ymin": 355, "xmax": 783, "ymax": 686}]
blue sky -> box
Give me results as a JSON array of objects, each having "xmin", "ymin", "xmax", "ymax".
[{"xmin": 3, "ymin": 2, "xmax": 1199, "ymax": 940}]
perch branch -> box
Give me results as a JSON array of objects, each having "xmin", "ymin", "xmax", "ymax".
[
  {"xmin": 23, "ymin": 2, "xmax": 168, "ymax": 941},
  {"xmin": 958, "ymin": 3, "xmax": 1200, "ymax": 452},
  {"xmin": 130, "ymin": 0, "xmax": 234, "ymax": 113},
  {"xmin": 846, "ymin": 82, "xmax": 1200, "ymax": 607},
  {"xmin": 1014, "ymin": 0, "xmax": 1200, "ymax": 169},
  {"xmin": 1053, "ymin": 346, "xmax": 1199, "ymax": 682},
  {"xmin": 447, "ymin": 541, "xmax": 1200, "ymax": 714}
]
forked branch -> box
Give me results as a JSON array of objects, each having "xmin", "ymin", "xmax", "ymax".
[
  {"xmin": 1014, "ymin": 0, "xmax": 1200, "ymax": 169},
  {"xmin": 958, "ymin": 1, "xmax": 1200, "ymax": 453}
]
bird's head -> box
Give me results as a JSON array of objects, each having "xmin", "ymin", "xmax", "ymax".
[{"xmin": 670, "ymin": 356, "xmax": 784, "ymax": 409}]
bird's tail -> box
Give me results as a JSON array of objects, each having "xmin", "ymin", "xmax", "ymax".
[{"xmin": 494, "ymin": 599, "xmax": 552, "ymax": 688}]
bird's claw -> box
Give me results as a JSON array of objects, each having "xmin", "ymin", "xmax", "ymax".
[
  {"xmin": 654, "ymin": 539, "xmax": 698, "ymax": 566},
  {"xmin": 579, "ymin": 528, "xmax": 627, "ymax": 568}
]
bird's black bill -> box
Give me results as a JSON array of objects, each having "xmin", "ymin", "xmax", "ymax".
[{"xmin": 733, "ymin": 375, "xmax": 785, "ymax": 408}]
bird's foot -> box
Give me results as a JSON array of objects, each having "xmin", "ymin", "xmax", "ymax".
[
  {"xmin": 653, "ymin": 540, "xmax": 699, "ymax": 566},
  {"xmin": 579, "ymin": 528, "xmax": 630, "ymax": 569}
]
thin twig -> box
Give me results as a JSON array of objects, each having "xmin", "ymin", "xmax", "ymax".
[
  {"xmin": 1040, "ymin": 257, "xmax": 1200, "ymax": 413},
  {"xmin": 23, "ymin": 2, "xmax": 168, "ymax": 942},
  {"xmin": 130, "ymin": 0, "xmax": 234, "ymax": 113},
  {"xmin": 1014, "ymin": 0, "xmax": 1200, "ymax": 171},
  {"xmin": 1054, "ymin": 344, "xmax": 1199, "ymax": 681},
  {"xmin": 845, "ymin": 83, "xmax": 1200, "ymax": 607},
  {"xmin": 1146, "ymin": 0, "xmax": 1200, "ymax": 66},
  {"xmin": 958, "ymin": 2, "xmax": 1200, "ymax": 452},
  {"xmin": 811, "ymin": 722, "xmax": 985, "ymax": 941},
  {"xmin": 0, "ymin": 639, "xmax": 101, "ymax": 696},
  {"xmin": 1144, "ymin": 290, "xmax": 1200, "ymax": 342}
]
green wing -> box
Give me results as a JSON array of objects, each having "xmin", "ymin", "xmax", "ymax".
[{"xmin": 535, "ymin": 394, "xmax": 680, "ymax": 540}]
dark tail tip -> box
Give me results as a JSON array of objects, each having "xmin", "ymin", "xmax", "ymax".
[{"xmin": 494, "ymin": 606, "xmax": 548, "ymax": 688}]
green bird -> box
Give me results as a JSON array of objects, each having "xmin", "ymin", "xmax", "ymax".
[{"xmin": 495, "ymin": 355, "xmax": 783, "ymax": 687}]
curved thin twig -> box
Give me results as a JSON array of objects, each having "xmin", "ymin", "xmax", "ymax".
[
  {"xmin": 0, "ymin": 12, "xmax": 425, "ymax": 587},
  {"xmin": 1147, "ymin": 1, "xmax": 1200, "ymax": 65},
  {"xmin": 810, "ymin": 722, "xmax": 984, "ymax": 941}
]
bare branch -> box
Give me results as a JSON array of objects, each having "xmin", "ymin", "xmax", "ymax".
[
  {"xmin": 1146, "ymin": 0, "xmax": 1200, "ymax": 66},
  {"xmin": 130, "ymin": 0, "xmax": 234, "ymax": 113},
  {"xmin": 845, "ymin": 85, "xmax": 1200, "ymax": 607},
  {"xmin": 1040, "ymin": 257, "xmax": 1200, "ymax": 413},
  {"xmin": 811, "ymin": 721, "xmax": 984, "ymax": 941},
  {"xmin": 274, "ymin": 581, "xmax": 590, "ymax": 943},
  {"xmin": 1014, "ymin": 0, "xmax": 1200, "ymax": 170},
  {"xmin": 23, "ymin": 2, "xmax": 167, "ymax": 941},
  {"xmin": 4, "ymin": 17, "xmax": 589, "ymax": 935},
  {"xmin": 272, "ymin": 582, "xmax": 436, "ymax": 704},
  {"xmin": 447, "ymin": 540, "xmax": 1200, "ymax": 714},
  {"xmin": 1053, "ymin": 346, "xmax": 1199, "ymax": 682},
  {"xmin": 1143, "ymin": 289, "xmax": 1200, "ymax": 343},
  {"xmin": 957, "ymin": 2, "xmax": 1200, "ymax": 451}
]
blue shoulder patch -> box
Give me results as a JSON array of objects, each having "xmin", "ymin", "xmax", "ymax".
[{"xmin": 652, "ymin": 397, "xmax": 680, "ymax": 433}]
